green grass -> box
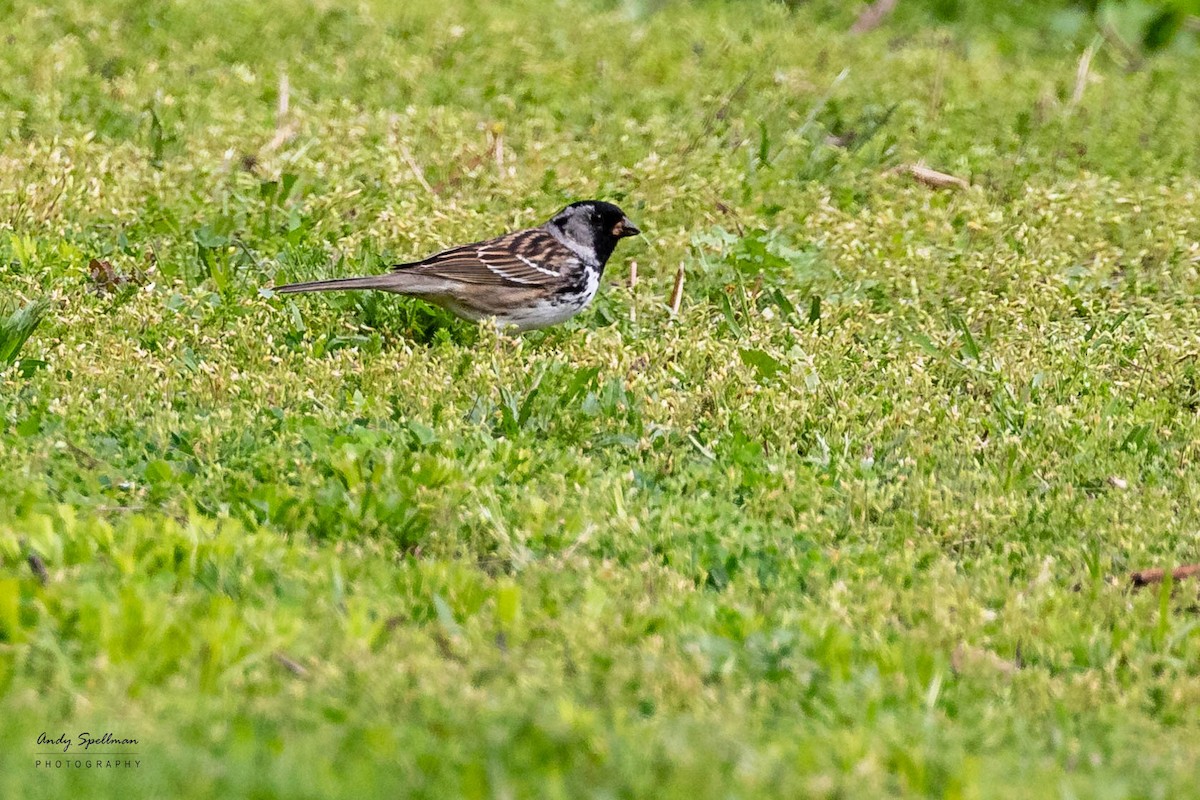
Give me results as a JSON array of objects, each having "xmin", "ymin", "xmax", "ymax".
[{"xmin": 4, "ymin": 0, "xmax": 1200, "ymax": 797}]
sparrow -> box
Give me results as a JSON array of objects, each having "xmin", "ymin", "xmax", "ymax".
[{"xmin": 273, "ymin": 200, "xmax": 640, "ymax": 331}]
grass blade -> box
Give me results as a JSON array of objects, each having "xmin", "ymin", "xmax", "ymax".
[{"xmin": 0, "ymin": 299, "xmax": 48, "ymax": 367}]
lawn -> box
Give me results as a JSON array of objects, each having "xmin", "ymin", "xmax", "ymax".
[{"xmin": 3, "ymin": 0, "xmax": 1200, "ymax": 797}]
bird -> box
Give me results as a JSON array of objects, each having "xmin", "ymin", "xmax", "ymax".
[{"xmin": 273, "ymin": 200, "xmax": 641, "ymax": 331}]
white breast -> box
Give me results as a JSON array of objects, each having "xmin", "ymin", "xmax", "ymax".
[{"xmin": 496, "ymin": 269, "xmax": 601, "ymax": 331}]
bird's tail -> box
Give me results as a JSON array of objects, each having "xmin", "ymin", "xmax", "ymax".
[{"xmin": 272, "ymin": 274, "xmax": 399, "ymax": 294}]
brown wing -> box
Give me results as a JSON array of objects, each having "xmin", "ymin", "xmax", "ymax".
[{"xmin": 392, "ymin": 228, "xmax": 571, "ymax": 287}]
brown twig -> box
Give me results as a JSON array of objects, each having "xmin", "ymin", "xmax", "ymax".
[
  {"xmin": 628, "ymin": 260, "xmax": 638, "ymax": 323},
  {"xmin": 928, "ymin": 34, "xmax": 952, "ymax": 123},
  {"xmin": 768, "ymin": 67, "xmax": 850, "ymax": 165},
  {"xmin": 1130, "ymin": 564, "xmax": 1200, "ymax": 588},
  {"xmin": 668, "ymin": 263, "xmax": 685, "ymax": 316},
  {"xmin": 258, "ymin": 71, "xmax": 298, "ymax": 158},
  {"xmin": 1099, "ymin": 23, "xmax": 1145, "ymax": 71},
  {"xmin": 851, "ymin": 0, "xmax": 898, "ymax": 34},
  {"xmin": 893, "ymin": 162, "xmax": 969, "ymax": 190},
  {"xmin": 24, "ymin": 544, "xmax": 49, "ymax": 586},
  {"xmin": 93, "ymin": 504, "xmax": 145, "ymax": 514},
  {"xmin": 486, "ymin": 124, "xmax": 505, "ymax": 173},
  {"xmin": 277, "ymin": 71, "xmax": 289, "ymax": 121},
  {"xmin": 272, "ymin": 651, "xmax": 309, "ymax": 678},
  {"xmin": 711, "ymin": 194, "xmax": 745, "ymax": 237},
  {"xmin": 1069, "ymin": 37, "xmax": 1102, "ymax": 109},
  {"xmin": 432, "ymin": 631, "xmax": 466, "ymax": 663},
  {"xmin": 681, "ymin": 57, "xmax": 764, "ymax": 157},
  {"xmin": 64, "ymin": 438, "xmax": 103, "ymax": 469},
  {"xmin": 260, "ymin": 121, "xmax": 298, "ymax": 157},
  {"xmin": 28, "ymin": 553, "xmax": 49, "ymax": 584},
  {"xmin": 248, "ymin": 71, "xmax": 300, "ymax": 165},
  {"xmin": 397, "ymin": 139, "xmax": 436, "ymax": 196}
]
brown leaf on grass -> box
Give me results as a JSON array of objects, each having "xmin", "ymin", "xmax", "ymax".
[
  {"xmin": 1130, "ymin": 564, "xmax": 1200, "ymax": 588},
  {"xmin": 88, "ymin": 258, "xmax": 145, "ymax": 294},
  {"xmin": 851, "ymin": 0, "xmax": 899, "ymax": 34},
  {"xmin": 894, "ymin": 163, "xmax": 969, "ymax": 190},
  {"xmin": 88, "ymin": 258, "xmax": 123, "ymax": 293}
]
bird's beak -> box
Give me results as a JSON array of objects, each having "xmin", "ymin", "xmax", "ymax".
[{"xmin": 614, "ymin": 217, "xmax": 641, "ymax": 238}]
